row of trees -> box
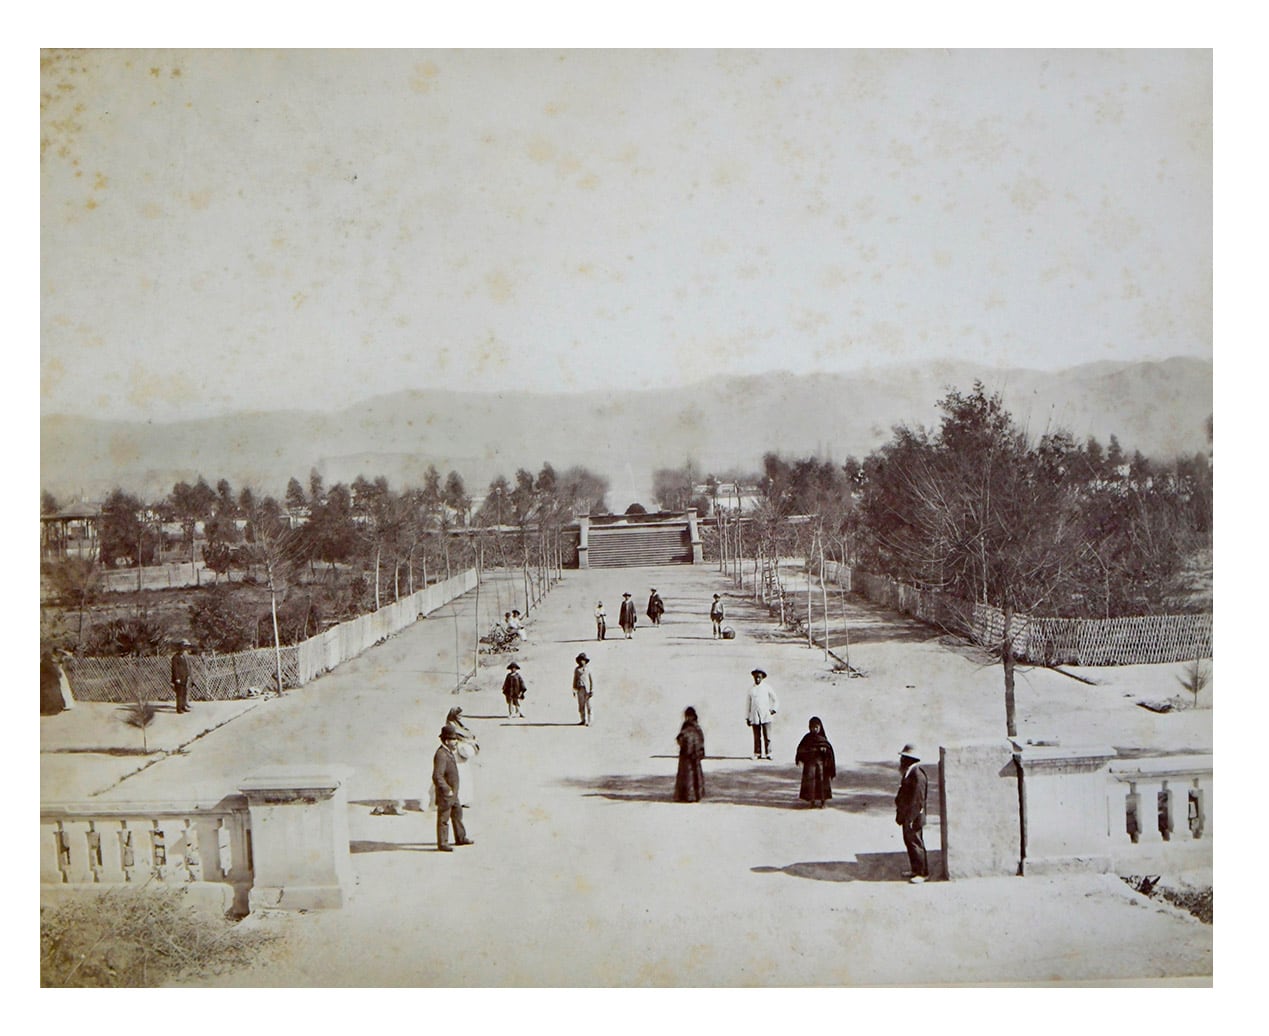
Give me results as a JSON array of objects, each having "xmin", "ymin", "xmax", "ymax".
[{"xmin": 696, "ymin": 384, "xmax": 1211, "ymax": 737}]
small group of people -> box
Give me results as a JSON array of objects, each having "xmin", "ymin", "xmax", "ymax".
[
  {"xmin": 502, "ymin": 610, "xmax": 528, "ymax": 643},
  {"xmin": 594, "ymin": 589, "xmax": 664, "ymax": 640}
]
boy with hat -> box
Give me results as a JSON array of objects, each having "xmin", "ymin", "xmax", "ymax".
[
  {"xmin": 502, "ymin": 661, "xmax": 527, "ymax": 718},
  {"xmin": 895, "ymin": 744, "xmax": 929, "ymax": 882},
  {"xmin": 573, "ymin": 653, "xmax": 594, "ymax": 726},
  {"xmin": 710, "ymin": 594, "xmax": 725, "ymax": 638},
  {"xmin": 433, "ymin": 724, "xmax": 474, "ymax": 852}
]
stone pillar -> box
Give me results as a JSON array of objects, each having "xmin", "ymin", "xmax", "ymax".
[
  {"xmin": 576, "ymin": 513, "xmax": 590, "ymax": 570},
  {"xmin": 240, "ymin": 766, "xmax": 354, "ymax": 911},
  {"xmin": 939, "ymin": 741, "xmax": 1024, "ymax": 879},
  {"xmin": 686, "ymin": 508, "xmax": 703, "ymax": 564}
]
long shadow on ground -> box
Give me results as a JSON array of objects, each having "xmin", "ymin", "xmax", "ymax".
[
  {"xmin": 753, "ymin": 850, "xmax": 945, "ymax": 883},
  {"xmin": 561, "ymin": 760, "xmax": 902, "ymax": 813}
]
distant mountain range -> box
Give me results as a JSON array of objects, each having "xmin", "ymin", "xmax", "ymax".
[{"xmin": 41, "ymin": 357, "xmax": 1212, "ymax": 507}]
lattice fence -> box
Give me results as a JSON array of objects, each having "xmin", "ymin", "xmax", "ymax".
[
  {"xmin": 972, "ymin": 606, "xmax": 1213, "ymax": 666},
  {"xmin": 821, "ymin": 563, "xmax": 1212, "ymax": 666},
  {"xmin": 62, "ymin": 568, "xmax": 478, "ymax": 703},
  {"xmin": 63, "ymin": 648, "xmax": 301, "ymax": 703}
]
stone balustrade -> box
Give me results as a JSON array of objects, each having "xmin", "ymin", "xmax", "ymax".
[
  {"xmin": 41, "ymin": 796, "xmax": 253, "ymax": 914},
  {"xmin": 41, "ymin": 767, "xmax": 355, "ymax": 915},
  {"xmin": 940, "ymin": 741, "xmax": 1213, "ymax": 879}
]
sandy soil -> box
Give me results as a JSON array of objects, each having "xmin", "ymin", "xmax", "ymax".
[{"xmin": 44, "ymin": 564, "xmax": 1212, "ymax": 986}]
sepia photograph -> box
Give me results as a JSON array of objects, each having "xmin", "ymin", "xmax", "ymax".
[{"xmin": 38, "ymin": 41, "xmax": 1219, "ymax": 995}]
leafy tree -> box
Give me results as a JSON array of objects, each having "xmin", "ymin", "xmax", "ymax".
[
  {"xmin": 857, "ymin": 383, "xmax": 1087, "ymax": 737},
  {"xmin": 652, "ymin": 461, "xmax": 698, "ymax": 512},
  {"xmin": 625, "ymin": 503, "xmax": 648, "ymax": 515},
  {"xmin": 285, "ymin": 477, "xmax": 307, "ymax": 512},
  {"xmin": 188, "ymin": 589, "xmax": 256, "ymax": 653},
  {"xmin": 444, "ymin": 470, "xmax": 471, "ymax": 525},
  {"xmin": 41, "ymin": 490, "xmax": 59, "ymax": 515},
  {"xmin": 122, "ymin": 694, "xmax": 159, "ymax": 753},
  {"xmin": 98, "ymin": 489, "xmax": 158, "ymax": 567},
  {"xmin": 168, "ymin": 477, "xmax": 217, "ymax": 570}
]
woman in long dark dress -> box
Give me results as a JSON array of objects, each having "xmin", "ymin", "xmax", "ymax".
[
  {"xmin": 674, "ymin": 706, "xmax": 705, "ymax": 802},
  {"xmin": 795, "ymin": 716, "xmax": 836, "ymax": 808}
]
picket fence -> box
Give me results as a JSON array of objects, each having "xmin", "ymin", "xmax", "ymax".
[
  {"xmin": 63, "ymin": 569, "xmax": 478, "ymax": 704},
  {"xmin": 820, "ymin": 561, "xmax": 1211, "ymax": 666}
]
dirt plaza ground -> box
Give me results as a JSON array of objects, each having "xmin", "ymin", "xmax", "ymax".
[{"xmin": 40, "ymin": 563, "xmax": 1213, "ymax": 986}]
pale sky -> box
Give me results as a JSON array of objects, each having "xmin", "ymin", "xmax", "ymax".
[{"xmin": 40, "ymin": 48, "xmax": 1212, "ymax": 422}]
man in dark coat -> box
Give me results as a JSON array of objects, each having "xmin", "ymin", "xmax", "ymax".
[
  {"xmin": 646, "ymin": 589, "xmax": 665, "ymax": 626},
  {"xmin": 619, "ymin": 593, "xmax": 637, "ymax": 638},
  {"xmin": 171, "ymin": 640, "xmax": 192, "ymax": 713},
  {"xmin": 433, "ymin": 724, "xmax": 474, "ymax": 852},
  {"xmin": 894, "ymin": 743, "xmax": 929, "ymax": 882}
]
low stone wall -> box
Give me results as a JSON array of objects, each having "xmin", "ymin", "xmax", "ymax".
[
  {"xmin": 41, "ymin": 767, "xmax": 356, "ymax": 915},
  {"xmin": 939, "ymin": 741, "xmax": 1213, "ymax": 880}
]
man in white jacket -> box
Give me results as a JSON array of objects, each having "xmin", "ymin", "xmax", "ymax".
[{"xmin": 745, "ymin": 668, "xmax": 779, "ymax": 760}]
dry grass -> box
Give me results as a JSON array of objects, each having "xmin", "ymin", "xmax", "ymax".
[{"xmin": 40, "ymin": 886, "xmax": 276, "ymax": 987}]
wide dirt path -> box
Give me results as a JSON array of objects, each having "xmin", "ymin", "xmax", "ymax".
[{"xmin": 96, "ymin": 564, "xmax": 1210, "ymax": 985}]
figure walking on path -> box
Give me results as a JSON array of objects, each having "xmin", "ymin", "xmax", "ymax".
[
  {"xmin": 594, "ymin": 601, "xmax": 607, "ymax": 641},
  {"xmin": 647, "ymin": 588, "xmax": 665, "ymax": 626},
  {"xmin": 745, "ymin": 668, "xmax": 778, "ymax": 760},
  {"xmin": 710, "ymin": 594, "xmax": 725, "ymax": 638},
  {"xmin": 502, "ymin": 661, "xmax": 527, "ymax": 718},
  {"xmin": 795, "ymin": 716, "xmax": 836, "ymax": 808},
  {"xmin": 895, "ymin": 743, "xmax": 929, "ymax": 883},
  {"xmin": 446, "ymin": 706, "xmax": 480, "ymax": 807},
  {"xmin": 433, "ymin": 724, "xmax": 474, "ymax": 852},
  {"xmin": 573, "ymin": 653, "xmax": 594, "ymax": 726},
  {"xmin": 674, "ymin": 706, "xmax": 706, "ymax": 802},
  {"xmin": 619, "ymin": 593, "xmax": 637, "ymax": 638},
  {"xmin": 171, "ymin": 640, "xmax": 193, "ymax": 714}
]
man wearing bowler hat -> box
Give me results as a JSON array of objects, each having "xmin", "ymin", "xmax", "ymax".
[
  {"xmin": 433, "ymin": 724, "xmax": 474, "ymax": 852},
  {"xmin": 572, "ymin": 653, "xmax": 594, "ymax": 725},
  {"xmin": 745, "ymin": 668, "xmax": 778, "ymax": 760},
  {"xmin": 171, "ymin": 640, "xmax": 193, "ymax": 714},
  {"xmin": 895, "ymin": 743, "xmax": 929, "ymax": 882}
]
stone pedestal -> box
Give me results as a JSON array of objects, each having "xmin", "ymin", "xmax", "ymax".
[
  {"xmin": 576, "ymin": 513, "xmax": 590, "ymax": 569},
  {"xmin": 940, "ymin": 741, "xmax": 1118, "ymax": 879},
  {"xmin": 239, "ymin": 766, "xmax": 353, "ymax": 911},
  {"xmin": 686, "ymin": 508, "xmax": 703, "ymax": 564},
  {"xmin": 939, "ymin": 741, "xmax": 1023, "ymax": 879}
]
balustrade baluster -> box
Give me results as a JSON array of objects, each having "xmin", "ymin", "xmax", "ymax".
[
  {"xmin": 150, "ymin": 820, "xmax": 167, "ymax": 881},
  {"xmin": 182, "ymin": 818, "xmax": 203, "ymax": 882},
  {"xmin": 1188, "ymin": 779, "xmax": 1207, "ymax": 840},
  {"xmin": 1125, "ymin": 782, "xmax": 1141, "ymax": 844},
  {"xmin": 1157, "ymin": 780, "xmax": 1174, "ymax": 841}
]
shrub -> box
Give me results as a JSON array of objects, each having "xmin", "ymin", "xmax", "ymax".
[
  {"xmin": 86, "ymin": 617, "xmax": 171, "ymax": 657},
  {"xmin": 41, "ymin": 886, "xmax": 276, "ymax": 987}
]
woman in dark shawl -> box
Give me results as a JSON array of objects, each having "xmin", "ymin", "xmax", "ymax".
[
  {"xmin": 674, "ymin": 706, "xmax": 706, "ymax": 802},
  {"xmin": 795, "ymin": 716, "xmax": 836, "ymax": 808}
]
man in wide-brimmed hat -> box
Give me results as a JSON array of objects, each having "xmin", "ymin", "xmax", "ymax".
[
  {"xmin": 171, "ymin": 639, "xmax": 194, "ymax": 714},
  {"xmin": 894, "ymin": 743, "xmax": 929, "ymax": 883},
  {"xmin": 745, "ymin": 667, "xmax": 778, "ymax": 760},
  {"xmin": 618, "ymin": 593, "xmax": 637, "ymax": 639},
  {"xmin": 502, "ymin": 660, "xmax": 527, "ymax": 718},
  {"xmin": 433, "ymin": 724, "xmax": 474, "ymax": 852},
  {"xmin": 572, "ymin": 653, "xmax": 594, "ymax": 726},
  {"xmin": 646, "ymin": 587, "xmax": 665, "ymax": 626}
]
